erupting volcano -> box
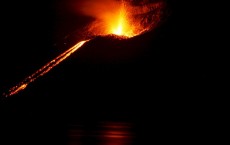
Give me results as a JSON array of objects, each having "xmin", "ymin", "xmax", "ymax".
[
  {"xmin": 102, "ymin": 0, "xmax": 138, "ymax": 37},
  {"xmin": 3, "ymin": 0, "xmax": 165, "ymax": 97},
  {"xmin": 82, "ymin": 0, "xmax": 164, "ymax": 37}
]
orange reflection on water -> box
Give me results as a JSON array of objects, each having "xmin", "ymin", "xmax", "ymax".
[
  {"xmin": 100, "ymin": 122, "xmax": 133, "ymax": 145},
  {"xmin": 68, "ymin": 122, "xmax": 133, "ymax": 145}
]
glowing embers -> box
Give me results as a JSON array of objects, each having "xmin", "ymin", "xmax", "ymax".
[
  {"xmin": 109, "ymin": 3, "xmax": 134, "ymax": 37},
  {"xmin": 8, "ymin": 83, "xmax": 28, "ymax": 97}
]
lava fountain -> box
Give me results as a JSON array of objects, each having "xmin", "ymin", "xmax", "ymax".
[
  {"xmin": 80, "ymin": 0, "xmax": 165, "ymax": 37},
  {"xmin": 3, "ymin": 0, "xmax": 165, "ymax": 97},
  {"xmin": 108, "ymin": 1, "xmax": 134, "ymax": 37}
]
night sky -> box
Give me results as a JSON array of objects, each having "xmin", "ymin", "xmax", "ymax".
[{"xmin": 0, "ymin": 0, "xmax": 219, "ymax": 145}]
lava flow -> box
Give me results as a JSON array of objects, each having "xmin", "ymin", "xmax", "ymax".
[
  {"xmin": 3, "ymin": 0, "xmax": 165, "ymax": 97},
  {"xmin": 3, "ymin": 40, "xmax": 88, "ymax": 97}
]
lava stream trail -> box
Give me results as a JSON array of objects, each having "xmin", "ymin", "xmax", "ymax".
[{"xmin": 3, "ymin": 40, "xmax": 89, "ymax": 97}]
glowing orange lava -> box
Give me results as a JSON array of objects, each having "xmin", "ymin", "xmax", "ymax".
[
  {"xmin": 8, "ymin": 83, "xmax": 28, "ymax": 97},
  {"xmin": 109, "ymin": 3, "xmax": 134, "ymax": 37},
  {"xmin": 94, "ymin": 1, "xmax": 138, "ymax": 37},
  {"xmin": 3, "ymin": 40, "xmax": 89, "ymax": 97},
  {"xmin": 79, "ymin": 0, "xmax": 164, "ymax": 38}
]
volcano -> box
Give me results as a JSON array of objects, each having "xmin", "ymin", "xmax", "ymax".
[
  {"xmin": 0, "ymin": 1, "xmax": 213, "ymax": 145},
  {"xmin": 3, "ymin": 30, "xmax": 168, "ymax": 108}
]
